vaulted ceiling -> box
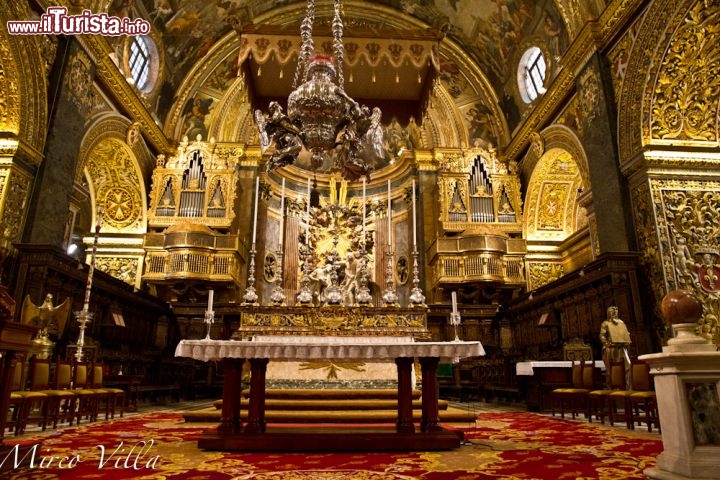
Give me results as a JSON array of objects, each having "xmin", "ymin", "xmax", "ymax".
[{"xmin": 111, "ymin": 0, "xmax": 572, "ymax": 126}]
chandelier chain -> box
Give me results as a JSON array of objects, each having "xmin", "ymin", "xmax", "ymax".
[
  {"xmin": 332, "ymin": 0, "xmax": 345, "ymax": 89},
  {"xmin": 294, "ymin": 0, "xmax": 316, "ymax": 89}
]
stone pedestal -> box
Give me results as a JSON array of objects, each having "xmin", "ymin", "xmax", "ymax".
[
  {"xmin": 643, "ymin": 289, "xmax": 720, "ymax": 479},
  {"xmin": 641, "ymin": 350, "xmax": 720, "ymax": 479}
]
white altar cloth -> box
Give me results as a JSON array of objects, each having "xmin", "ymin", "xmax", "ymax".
[{"xmin": 175, "ymin": 339, "xmax": 485, "ymax": 363}]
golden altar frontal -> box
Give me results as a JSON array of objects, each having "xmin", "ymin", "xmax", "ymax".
[{"xmin": 234, "ymin": 306, "xmax": 430, "ymax": 340}]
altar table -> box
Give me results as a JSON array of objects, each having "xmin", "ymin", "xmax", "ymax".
[{"xmin": 175, "ymin": 338, "xmax": 485, "ymax": 451}]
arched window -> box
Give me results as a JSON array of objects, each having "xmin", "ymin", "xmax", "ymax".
[{"xmin": 517, "ymin": 47, "xmax": 547, "ymax": 103}]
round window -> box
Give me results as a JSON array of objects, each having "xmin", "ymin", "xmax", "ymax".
[
  {"xmin": 127, "ymin": 35, "xmax": 159, "ymax": 93},
  {"xmin": 517, "ymin": 46, "xmax": 547, "ymax": 103}
]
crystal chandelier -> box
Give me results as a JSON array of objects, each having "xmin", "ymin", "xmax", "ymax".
[{"xmin": 255, "ymin": 0, "xmax": 384, "ymax": 181}]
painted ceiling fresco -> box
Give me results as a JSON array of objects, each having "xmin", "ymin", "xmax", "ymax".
[{"xmin": 110, "ymin": 0, "xmax": 567, "ymax": 97}]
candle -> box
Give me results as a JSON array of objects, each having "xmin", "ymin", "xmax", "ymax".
[
  {"xmin": 451, "ymin": 291, "xmax": 458, "ymax": 314},
  {"xmin": 412, "ymin": 179, "xmax": 417, "ymax": 248},
  {"xmin": 278, "ymin": 178, "xmax": 285, "ymax": 247},
  {"xmin": 362, "ymin": 178, "xmax": 366, "ymax": 237},
  {"xmin": 387, "ymin": 179, "xmax": 392, "ymax": 245},
  {"xmin": 207, "ymin": 289, "xmax": 214, "ymax": 312},
  {"xmin": 305, "ymin": 177, "xmax": 311, "ymax": 244},
  {"xmin": 251, "ymin": 176, "xmax": 259, "ymax": 245}
]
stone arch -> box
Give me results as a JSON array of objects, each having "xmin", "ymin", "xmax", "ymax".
[
  {"xmin": 523, "ymin": 126, "xmax": 587, "ymax": 242},
  {"xmin": 0, "ymin": 2, "xmax": 48, "ymax": 161},
  {"xmin": 618, "ymin": 0, "xmax": 719, "ymax": 163},
  {"xmin": 163, "ymin": 2, "xmax": 508, "ymax": 153},
  {"xmin": 520, "ymin": 124, "xmax": 590, "ymax": 190},
  {"xmin": 78, "ymin": 115, "xmax": 149, "ymax": 235}
]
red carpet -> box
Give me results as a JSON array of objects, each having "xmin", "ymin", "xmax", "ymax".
[{"xmin": 2, "ymin": 411, "xmax": 662, "ymax": 479}]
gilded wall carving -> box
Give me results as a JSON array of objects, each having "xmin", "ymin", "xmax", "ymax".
[
  {"xmin": 525, "ymin": 149, "xmax": 582, "ymax": 241},
  {"xmin": 96, "ymin": 256, "xmax": 138, "ymax": 286},
  {"xmin": 646, "ymin": 179, "xmax": 720, "ymax": 344},
  {"xmin": 0, "ymin": 167, "xmax": 31, "ymax": 252},
  {"xmin": 64, "ymin": 48, "xmax": 109, "ymax": 120},
  {"xmin": 0, "ymin": 1, "xmax": 48, "ymax": 156},
  {"xmin": 607, "ymin": 21, "xmax": 638, "ymax": 103},
  {"xmin": 527, "ymin": 262, "xmax": 565, "ymax": 290},
  {"xmin": 614, "ymin": 0, "xmax": 680, "ymax": 161},
  {"xmin": 0, "ymin": 40, "xmax": 20, "ymax": 135},
  {"xmin": 650, "ymin": 1, "xmax": 720, "ymax": 144},
  {"xmin": 84, "ymin": 139, "xmax": 145, "ymax": 233},
  {"xmin": 578, "ymin": 64, "xmax": 601, "ymax": 128}
]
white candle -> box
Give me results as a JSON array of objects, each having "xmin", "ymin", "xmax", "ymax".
[
  {"xmin": 278, "ymin": 178, "xmax": 285, "ymax": 248},
  {"xmin": 208, "ymin": 289, "xmax": 214, "ymax": 312},
  {"xmin": 451, "ymin": 291, "xmax": 458, "ymax": 314},
  {"xmin": 387, "ymin": 179, "xmax": 392, "ymax": 245},
  {"xmin": 305, "ymin": 177, "xmax": 311, "ymax": 244},
  {"xmin": 412, "ymin": 180, "xmax": 417, "ymax": 248},
  {"xmin": 362, "ymin": 178, "xmax": 366, "ymax": 236},
  {"xmin": 251, "ymin": 176, "xmax": 259, "ymax": 245}
]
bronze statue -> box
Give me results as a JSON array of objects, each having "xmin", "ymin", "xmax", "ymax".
[
  {"xmin": 21, "ymin": 293, "xmax": 71, "ymax": 341},
  {"xmin": 599, "ymin": 305, "xmax": 631, "ymax": 388}
]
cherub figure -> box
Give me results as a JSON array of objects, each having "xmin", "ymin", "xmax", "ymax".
[{"xmin": 256, "ymin": 101, "xmax": 304, "ymax": 171}]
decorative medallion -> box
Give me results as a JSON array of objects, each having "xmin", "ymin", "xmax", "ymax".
[{"xmin": 104, "ymin": 187, "xmax": 135, "ymax": 228}]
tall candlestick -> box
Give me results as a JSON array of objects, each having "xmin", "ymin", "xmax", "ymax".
[
  {"xmin": 207, "ymin": 289, "xmax": 214, "ymax": 312},
  {"xmin": 451, "ymin": 291, "xmax": 458, "ymax": 314},
  {"xmin": 278, "ymin": 178, "xmax": 285, "ymax": 247},
  {"xmin": 305, "ymin": 177, "xmax": 311, "ymax": 244},
  {"xmin": 82, "ymin": 207, "xmax": 103, "ymax": 313},
  {"xmin": 412, "ymin": 179, "xmax": 417, "ymax": 248},
  {"xmin": 387, "ymin": 179, "xmax": 392, "ymax": 245},
  {"xmin": 362, "ymin": 178, "xmax": 366, "ymax": 237},
  {"xmin": 251, "ymin": 176, "xmax": 259, "ymax": 244}
]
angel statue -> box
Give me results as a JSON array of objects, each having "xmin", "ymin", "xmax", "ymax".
[
  {"xmin": 21, "ymin": 293, "xmax": 71, "ymax": 342},
  {"xmin": 255, "ymin": 102, "xmax": 304, "ymax": 172}
]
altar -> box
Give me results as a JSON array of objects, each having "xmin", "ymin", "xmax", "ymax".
[{"xmin": 175, "ymin": 338, "xmax": 485, "ymax": 451}]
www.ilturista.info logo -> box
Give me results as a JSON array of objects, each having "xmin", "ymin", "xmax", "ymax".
[{"xmin": 7, "ymin": 7, "xmax": 150, "ymax": 36}]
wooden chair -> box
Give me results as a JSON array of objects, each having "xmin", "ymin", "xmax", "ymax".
[
  {"xmin": 22, "ymin": 357, "xmax": 73, "ymax": 431},
  {"xmin": 628, "ymin": 364, "xmax": 660, "ymax": 432},
  {"xmin": 44, "ymin": 359, "xmax": 79, "ymax": 429},
  {"xmin": 587, "ymin": 361, "xmax": 625, "ymax": 424},
  {"xmin": 72, "ymin": 361, "xmax": 106, "ymax": 423},
  {"xmin": 607, "ymin": 361, "xmax": 656, "ymax": 430},
  {"xmin": 91, "ymin": 364, "xmax": 125, "ymax": 420},
  {"xmin": 8, "ymin": 357, "xmax": 31, "ymax": 435},
  {"xmin": 552, "ymin": 361, "xmax": 595, "ymax": 419}
]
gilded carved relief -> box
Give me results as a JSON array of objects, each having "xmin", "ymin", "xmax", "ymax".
[
  {"xmin": 64, "ymin": 48, "xmax": 108, "ymax": 119},
  {"xmin": 649, "ymin": 179, "xmax": 720, "ymax": 344},
  {"xmin": 650, "ymin": 1, "xmax": 720, "ymax": 144},
  {"xmin": 537, "ymin": 182, "xmax": 567, "ymax": 230},
  {"xmin": 527, "ymin": 262, "xmax": 565, "ymax": 290},
  {"xmin": 85, "ymin": 139, "xmax": 145, "ymax": 233},
  {"xmin": 525, "ymin": 150, "xmax": 581, "ymax": 240},
  {"xmin": 630, "ymin": 181, "xmax": 667, "ymax": 340},
  {"xmin": 607, "ymin": 22, "xmax": 638, "ymax": 103},
  {"xmin": 578, "ymin": 65, "xmax": 601, "ymax": 127},
  {"xmin": 0, "ymin": 39, "xmax": 20, "ymax": 135},
  {"xmin": 0, "ymin": 167, "xmax": 31, "ymax": 252},
  {"xmin": 96, "ymin": 256, "xmax": 138, "ymax": 286}
]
